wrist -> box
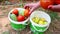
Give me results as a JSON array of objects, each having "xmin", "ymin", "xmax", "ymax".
[
  {"xmin": 36, "ymin": 1, "xmax": 40, "ymax": 8},
  {"xmin": 37, "ymin": 1, "xmax": 40, "ymax": 6}
]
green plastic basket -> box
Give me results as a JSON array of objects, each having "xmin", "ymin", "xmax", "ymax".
[
  {"xmin": 8, "ymin": 8, "xmax": 29, "ymax": 30},
  {"xmin": 30, "ymin": 11, "xmax": 51, "ymax": 34}
]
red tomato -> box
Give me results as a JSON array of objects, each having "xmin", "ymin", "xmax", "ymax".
[
  {"xmin": 17, "ymin": 15, "xmax": 25, "ymax": 22},
  {"xmin": 12, "ymin": 9, "xmax": 18, "ymax": 15},
  {"xmin": 55, "ymin": 0, "xmax": 60, "ymax": 4},
  {"xmin": 40, "ymin": 0, "xmax": 54, "ymax": 9},
  {"xmin": 24, "ymin": 9, "xmax": 30, "ymax": 17}
]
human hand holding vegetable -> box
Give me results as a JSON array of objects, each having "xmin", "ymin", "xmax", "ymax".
[
  {"xmin": 48, "ymin": 4, "xmax": 60, "ymax": 12},
  {"xmin": 24, "ymin": 1, "xmax": 40, "ymax": 14},
  {"xmin": 24, "ymin": 0, "xmax": 60, "ymax": 12}
]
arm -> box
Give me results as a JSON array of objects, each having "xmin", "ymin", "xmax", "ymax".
[
  {"xmin": 30, "ymin": 1, "xmax": 40, "ymax": 14},
  {"xmin": 24, "ymin": 1, "xmax": 40, "ymax": 14},
  {"xmin": 48, "ymin": 4, "xmax": 60, "ymax": 12}
]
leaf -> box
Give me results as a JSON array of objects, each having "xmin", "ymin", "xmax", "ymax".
[
  {"xmin": 10, "ymin": 14, "xmax": 17, "ymax": 21},
  {"xmin": 48, "ymin": 11, "xmax": 60, "ymax": 21}
]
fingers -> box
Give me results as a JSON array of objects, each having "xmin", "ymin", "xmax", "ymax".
[
  {"xmin": 24, "ymin": 4, "xmax": 33, "ymax": 9},
  {"xmin": 24, "ymin": 4, "xmax": 29, "ymax": 9},
  {"xmin": 29, "ymin": 5, "xmax": 40, "ymax": 14},
  {"xmin": 29, "ymin": 6, "xmax": 37, "ymax": 14},
  {"xmin": 48, "ymin": 4, "xmax": 60, "ymax": 12},
  {"xmin": 24, "ymin": 3, "xmax": 37, "ymax": 9},
  {"xmin": 29, "ymin": 7, "xmax": 35, "ymax": 14},
  {"xmin": 48, "ymin": 5, "xmax": 53, "ymax": 9},
  {"xmin": 24, "ymin": 2, "xmax": 40, "ymax": 14}
]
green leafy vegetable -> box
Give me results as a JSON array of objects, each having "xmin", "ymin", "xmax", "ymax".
[{"xmin": 10, "ymin": 14, "xmax": 17, "ymax": 21}]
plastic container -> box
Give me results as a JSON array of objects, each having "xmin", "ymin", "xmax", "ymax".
[
  {"xmin": 30, "ymin": 11, "xmax": 51, "ymax": 34},
  {"xmin": 8, "ymin": 8, "xmax": 29, "ymax": 30}
]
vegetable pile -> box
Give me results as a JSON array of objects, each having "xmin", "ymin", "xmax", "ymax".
[
  {"xmin": 32, "ymin": 16, "xmax": 47, "ymax": 25},
  {"xmin": 10, "ymin": 8, "xmax": 30, "ymax": 22}
]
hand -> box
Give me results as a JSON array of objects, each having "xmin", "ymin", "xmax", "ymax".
[
  {"xmin": 24, "ymin": 2, "xmax": 40, "ymax": 14},
  {"xmin": 48, "ymin": 4, "xmax": 60, "ymax": 12}
]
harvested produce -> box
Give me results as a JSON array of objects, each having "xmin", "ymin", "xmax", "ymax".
[{"xmin": 32, "ymin": 16, "xmax": 47, "ymax": 25}]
